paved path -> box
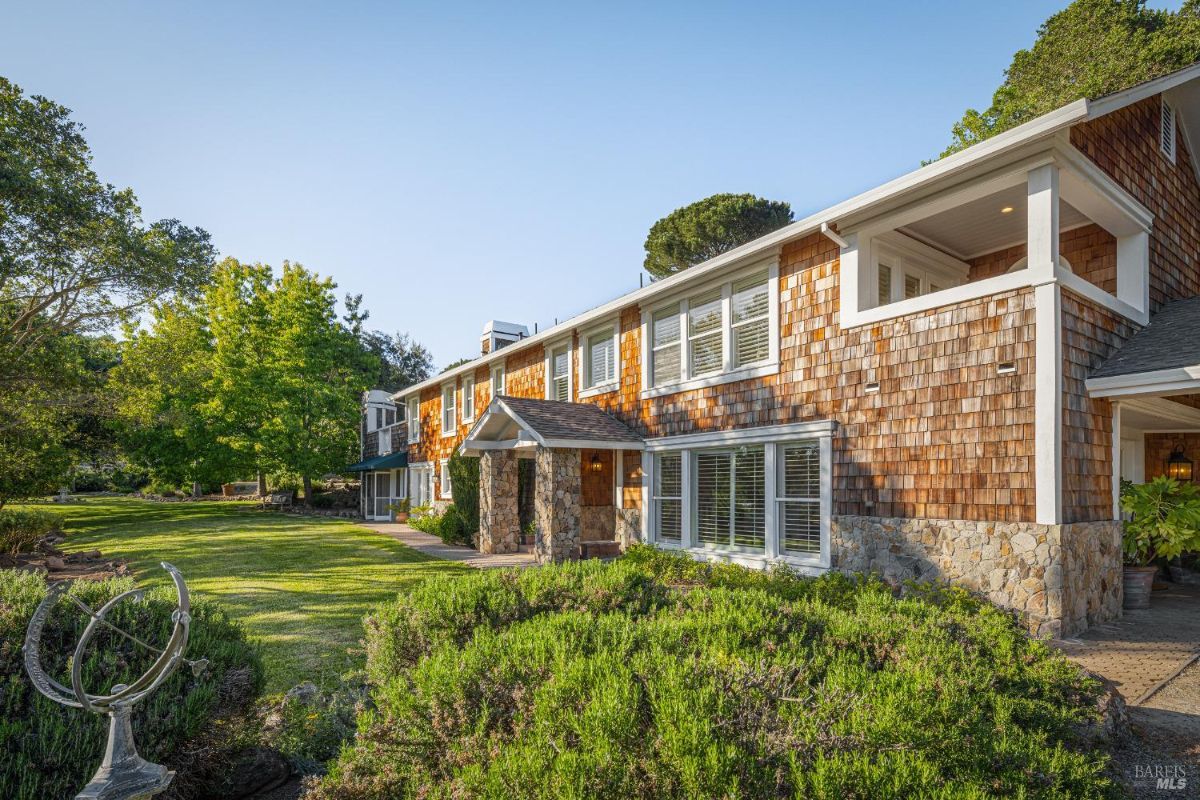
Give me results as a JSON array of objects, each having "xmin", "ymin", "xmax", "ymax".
[
  {"xmin": 359, "ymin": 521, "xmax": 536, "ymax": 569},
  {"xmin": 1054, "ymin": 584, "xmax": 1200, "ymax": 704}
]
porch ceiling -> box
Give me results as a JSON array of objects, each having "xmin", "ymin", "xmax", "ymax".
[
  {"xmin": 1119, "ymin": 396, "xmax": 1200, "ymax": 432},
  {"xmin": 902, "ymin": 184, "xmax": 1089, "ymax": 260}
]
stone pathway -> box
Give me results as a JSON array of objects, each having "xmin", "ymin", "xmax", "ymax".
[
  {"xmin": 359, "ymin": 521, "xmax": 536, "ymax": 569},
  {"xmin": 1054, "ymin": 584, "xmax": 1200, "ymax": 703}
]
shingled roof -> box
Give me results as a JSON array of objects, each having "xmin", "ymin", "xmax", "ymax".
[
  {"xmin": 1091, "ymin": 297, "xmax": 1200, "ymax": 379},
  {"xmin": 496, "ymin": 396, "xmax": 643, "ymax": 446}
]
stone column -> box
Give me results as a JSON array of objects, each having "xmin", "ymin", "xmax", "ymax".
[
  {"xmin": 478, "ymin": 450, "xmax": 519, "ymax": 554},
  {"xmin": 534, "ymin": 447, "xmax": 581, "ymax": 564}
]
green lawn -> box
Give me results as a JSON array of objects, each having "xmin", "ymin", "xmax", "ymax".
[{"xmin": 34, "ymin": 497, "xmax": 468, "ymax": 693}]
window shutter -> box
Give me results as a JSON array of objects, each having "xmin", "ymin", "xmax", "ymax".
[{"xmin": 877, "ymin": 263, "xmax": 892, "ymax": 305}]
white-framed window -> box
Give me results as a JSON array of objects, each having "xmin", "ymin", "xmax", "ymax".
[
  {"xmin": 546, "ymin": 342, "xmax": 571, "ymax": 402},
  {"xmin": 777, "ymin": 442, "xmax": 821, "ymax": 556},
  {"xmin": 407, "ymin": 397, "xmax": 420, "ymax": 443},
  {"xmin": 581, "ymin": 322, "xmax": 619, "ymax": 395},
  {"xmin": 651, "ymin": 306, "xmax": 681, "ymax": 386},
  {"xmin": 731, "ymin": 272, "xmax": 770, "ymax": 367},
  {"xmin": 440, "ymin": 460, "xmax": 452, "ymax": 498},
  {"xmin": 653, "ymin": 452, "xmax": 682, "ymax": 544},
  {"xmin": 462, "ymin": 375, "xmax": 476, "ymax": 423},
  {"xmin": 440, "ymin": 383, "xmax": 456, "ymax": 437},
  {"xmin": 871, "ymin": 243, "xmax": 964, "ymax": 309},
  {"xmin": 644, "ymin": 422, "xmax": 832, "ymax": 568},
  {"xmin": 642, "ymin": 260, "xmax": 779, "ymax": 398},
  {"xmin": 491, "ymin": 363, "xmax": 505, "ymax": 398}
]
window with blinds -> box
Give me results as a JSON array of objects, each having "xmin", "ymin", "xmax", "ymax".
[
  {"xmin": 651, "ymin": 307, "xmax": 681, "ymax": 386},
  {"xmin": 877, "ymin": 262, "xmax": 892, "ymax": 305},
  {"xmin": 491, "ymin": 364, "xmax": 505, "ymax": 397},
  {"xmin": 694, "ymin": 447, "xmax": 765, "ymax": 551},
  {"xmin": 731, "ymin": 273, "xmax": 769, "ymax": 367},
  {"xmin": 653, "ymin": 452, "xmax": 682, "ymax": 544},
  {"xmin": 688, "ymin": 290, "xmax": 723, "ymax": 377},
  {"xmin": 441, "ymin": 385, "xmax": 456, "ymax": 434},
  {"xmin": 550, "ymin": 346, "xmax": 570, "ymax": 401},
  {"xmin": 462, "ymin": 375, "xmax": 475, "ymax": 421},
  {"xmin": 777, "ymin": 442, "xmax": 820, "ymax": 554},
  {"xmin": 903, "ymin": 274, "xmax": 921, "ymax": 300},
  {"xmin": 407, "ymin": 397, "xmax": 420, "ymax": 442},
  {"xmin": 586, "ymin": 328, "xmax": 616, "ymax": 388}
]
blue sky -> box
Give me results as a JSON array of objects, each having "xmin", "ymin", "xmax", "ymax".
[{"xmin": 4, "ymin": 1, "xmax": 1182, "ymax": 367}]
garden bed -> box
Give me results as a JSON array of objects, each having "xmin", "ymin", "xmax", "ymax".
[{"xmin": 310, "ymin": 546, "xmax": 1123, "ymax": 799}]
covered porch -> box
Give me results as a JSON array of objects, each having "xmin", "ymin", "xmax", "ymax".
[
  {"xmin": 460, "ymin": 396, "xmax": 644, "ymax": 564},
  {"xmin": 344, "ymin": 451, "xmax": 409, "ymax": 521}
]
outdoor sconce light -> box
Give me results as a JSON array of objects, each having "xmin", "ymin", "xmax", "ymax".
[
  {"xmin": 1166, "ymin": 445, "xmax": 1194, "ymax": 481},
  {"xmin": 589, "ymin": 453, "xmax": 603, "ymax": 473}
]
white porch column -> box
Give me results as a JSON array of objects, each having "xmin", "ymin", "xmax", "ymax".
[
  {"xmin": 1027, "ymin": 164, "xmax": 1060, "ymax": 279},
  {"xmin": 1111, "ymin": 402, "xmax": 1122, "ymax": 520}
]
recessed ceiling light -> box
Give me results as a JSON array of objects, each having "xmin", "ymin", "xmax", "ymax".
[{"xmin": 1000, "ymin": 206, "xmax": 1015, "ymax": 214}]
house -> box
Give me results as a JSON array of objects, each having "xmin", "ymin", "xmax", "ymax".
[
  {"xmin": 375, "ymin": 65, "xmax": 1200, "ymax": 638},
  {"xmin": 346, "ymin": 389, "xmax": 410, "ymax": 519}
]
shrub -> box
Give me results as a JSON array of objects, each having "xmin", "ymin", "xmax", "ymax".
[
  {"xmin": 1120, "ymin": 476, "xmax": 1200, "ymax": 565},
  {"xmin": 408, "ymin": 507, "xmax": 441, "ymax": 535},
  {"xmin": 0, "ymin": 569, "xmax": 264, "ymax": 800},
  {"xmin": 437, "ymin": 505, "xmax": 471, "ymax": 547},
  {"xmin": 268, "ymin": 674, "xmax": 368, "ymax": 775},
  {"xmin": 447, "ymin": 453, "xmax": 480, "ymax": 532},
  {"xmin": 0, "ymin": 509, "xmax": 64, "ymax": 555},
  {"xmin": 311, "ymin": 552, "xmax": 1117, "ymax": 800}
]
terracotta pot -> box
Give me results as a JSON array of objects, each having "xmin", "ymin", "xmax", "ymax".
[
  {"xmin": 394, "ymin": 512, "xmax": 409, "ymax": 523},
  {"xmin": 1122, "ymin": 566, "xmax": 1157, "ymax": 609}
]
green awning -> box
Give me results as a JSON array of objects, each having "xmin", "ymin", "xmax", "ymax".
[{"xmin": 344, "ymin": 451, "xmax": 409, "ymax": 472}]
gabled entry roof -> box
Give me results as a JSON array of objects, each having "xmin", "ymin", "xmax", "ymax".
[
  {"xmin": 459, "ymin": 396, "xmax": 644, "ymax": 456},
  {"xmin": 1087, "ymin": 296, "xmax": 1200, "ymax": 397}
]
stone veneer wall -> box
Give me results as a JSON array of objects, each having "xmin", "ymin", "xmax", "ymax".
[
  {"xmin": 832, "ymin": 515, "xmax": 1121, "ymax": 637},
  {"xmin": 478, "ymin": 450, "xmax": 519, "ymax": 554},
  {"xmin": 534, "ymin": 447, "xmax": 581, "ymax": 564},
  {"xmin": 615, "ymin": 508, "xmax": 641, "ymax": 549}
]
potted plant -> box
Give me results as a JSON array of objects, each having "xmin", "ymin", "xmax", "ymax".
[
  {"xmin": 1119, "ymin": 476, "xmax": 1200, "ymax": 608},
  {"xmin": 387, "ymin": 498, "xmax": 412, "ymax": 523}
]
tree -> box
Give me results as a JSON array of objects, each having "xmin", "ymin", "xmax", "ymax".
[
  {"xmin": 359, "ymin": 330, "xmax": 434, "ymax": 391},
  {"xmin": 441, "ymin": 357, "xmax": 472, "ymax": 373},
  {"xmin": 254, "ymin": 262, "xmax": 374, "ymax": 503},
  {"xmin": 643, "ymin": 194, "xmax": 792, "ymax": 279},
  {"xmin": 0, "ymin": 76, "xmax": 214, "ymax": 374},
  {"xmin": 941, "ymin": 0, "xmax": 1200, "ymax": 157},
  {"xmin": 110, "ymin": 302, "xmax": 245, "ymax": 492}
]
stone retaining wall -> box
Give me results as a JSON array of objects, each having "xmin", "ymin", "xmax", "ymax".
[{"xmin": 832, "ymin": 516, "xmax": 1122, "ymax": 637}]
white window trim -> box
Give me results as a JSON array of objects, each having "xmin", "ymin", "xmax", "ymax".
[
  {"xmin": 544, "ymin": 337, "xmax": 574, "ymax": 402},
  {"xmin": 407, "ymin": 397, "xmax": 420, "ymax": 443},
  {"xmin": 461, "ymin": 375, "xmax": 476, "ymax": 423},
  {"xmin": 577, "ymin": 318, "xmax": 621, "ymax": 399},
  {"xmin": 642, "ymin": 421, "xmax": 834, "ymax": 572},
  {"xmin": 439, "ymin": 460, "xmax": 452, "ymax": 499},
  {"xmin": 639, "ymin": 258, "xmax": 780, "ymax": 400},
  {"xmin": 440, "ymin": 382, "xmax": 456, "ymax": 438},
  {"xmin": 490, "ymin": 363, "xmax": 505, "ymax": 398}
]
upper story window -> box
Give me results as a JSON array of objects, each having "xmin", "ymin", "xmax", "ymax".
[
  {"xmin": 547, "ymin": 343, "xmax": 571, "ymax": 402},
  {"xmin": 407, "ymin": 397, "xmax": 420, "ymax": 443},
  {"xmin": 441, "ymin": 383, "xmax": 456, "ymax": 437},
  {"xmin": 375, "ymin": 408, "xmax": 384, "ymax": 429},
  {"xmin": 462, "ymin": 375, "xmax": 476, "ymax": 423},
  {"xmin": 581, "ymin": 322, "xmax": 619, "ymax": 395},
  {"xmin": 643, "ymin": 260, "xmax": 778, "ymax": 398},
  {"xmin": 385, "ymin": 408, "xmax": 395, "ymax": 427},
  {"xmin": 870, "ymin": 237, "xmax": 966, "ymax": 309},
  {"xmin": 491, "ymin": 363, "xmax": 505, "ymax": 397}
]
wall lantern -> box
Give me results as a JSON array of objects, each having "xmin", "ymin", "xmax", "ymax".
[
  {"xmin": 1166, "ymin": 445, "xmax": 1194, "ymax": 482},
  {"xmin": 589, "ymin": 453, "xmax": 604, "ymax": 473}
]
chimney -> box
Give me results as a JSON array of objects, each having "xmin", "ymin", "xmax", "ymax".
[{"xmin": 480, "ymin": 320, "xmax": 530, "ymax": 355}]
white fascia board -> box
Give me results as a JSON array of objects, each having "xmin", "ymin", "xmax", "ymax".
[
  {"xmin": 392, "ymin": 103, "xmax": 1091, "ymax": 405},
  {"xmin": 643, "ymin": 420, "xmax": 836, "ymax": 451},
  {"xmin": 1084, "ymin": 62, "xmax": 1200, "ymax": 120},
  {"xmin": 1085, "ymin": 365, "xmax": 1200, "ymax": 398}
]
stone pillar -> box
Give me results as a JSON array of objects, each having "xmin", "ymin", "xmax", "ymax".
[
  {"xmin": 478, "ymin": 450, "xmax": 519, "ymax": 554},
  {"xmin": 534, "ymin": 447, "xmax": 581, "ymax": 564}
]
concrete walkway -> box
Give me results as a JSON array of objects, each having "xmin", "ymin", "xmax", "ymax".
[
  {"xmin": 1054, "ymin": 584, "xmax": 1200, "ymax": 704},
  {"xmin": 359, "ymin": 521, "xmax": 536, "ymax": 569}
]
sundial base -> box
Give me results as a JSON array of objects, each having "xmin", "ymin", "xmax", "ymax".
[{"xmin": 75, "ymin": 703, "xmax": 174, "ymax": 800}]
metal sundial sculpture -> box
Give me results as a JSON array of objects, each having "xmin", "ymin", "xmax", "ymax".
[{"xmin": 23, "ymin": 562, "xmax": 209, "ymax": 800}]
